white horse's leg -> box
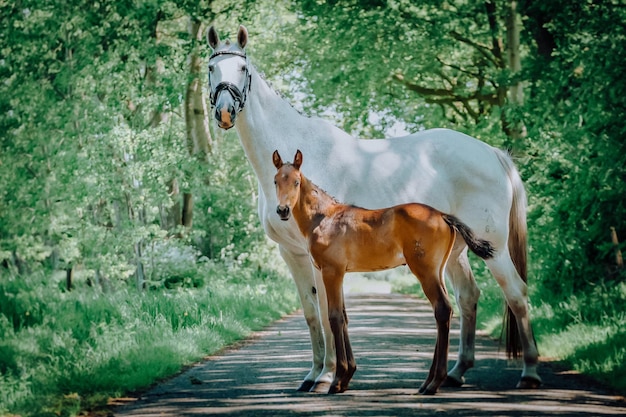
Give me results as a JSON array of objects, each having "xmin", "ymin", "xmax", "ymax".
[
  {"xmin": 485, "ymin": 250, "xmax": 542, "ymax": 387},
  {"xmin": 445, "ymin": 248, "xmax": 481, "ymax": 386},
  {"xmin": 278, "ymin": 246, "xmax": 335, "ymax": 391},
  {"xmin": 308, "ymin": 266, "xmax": 337, "ymax": 393}
]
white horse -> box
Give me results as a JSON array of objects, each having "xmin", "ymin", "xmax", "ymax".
[{"xmin": 206, "ymin": 25, "xmax": 541, "ymax": 393}]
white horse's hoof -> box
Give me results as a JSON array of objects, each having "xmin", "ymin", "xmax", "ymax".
[
  {"xmin": 309, "ymin": 380, "xmax": 332, "ymax": 394},
  {"xmin": 296, "ymin": 380, "xmax": 315, "ymax": 392},
  {"xmin": 442, "ymin": 374, "xmax": 465, "ymax": 387},
  {"xmin": 516, "ymin": 376, "xmax": 541, "ymax": 389}
]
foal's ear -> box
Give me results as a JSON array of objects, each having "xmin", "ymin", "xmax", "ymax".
[
  {"xmin": 207, "ymin": 26, "xmax": 220, "ymax": 49},
  {"xmin": 293, "ymin": 149, "xmax": 303, "ymax": 170},
  {"xmin": 237, "ymin": 25, "xmax": 248, "ymax": 49},
  {"xmin": 272, "ymin": 150, "xmax": 283, "ymax": 170}
]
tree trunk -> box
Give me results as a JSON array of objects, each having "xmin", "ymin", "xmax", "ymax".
[
  {"xmin": 134, "ymin": 241, "xmax": 145, "ymax": 290},
  {"xmin": 182, "ymin": 192, "xmax": 193, "ymax": 229},
  {"xmin": 503, "ymin": 0, "xmax": 527, "ymax": 143},
  {"xmin": 179, "ymin": 17, "xmax": 214, "ymax": 235},
  {"xmin": 611, "ymin": 227, "xmax": 624, "ymax": 269},
  {"xmin": 185, "ymin": 17, "xmax": 212, "ymax": 160},
  {"xmin": 165, "ymin": 178, "xmax": 182, "ymax": 230},
  {"xmin": 66, "ymin": 267, "xmax": 73, "ymax": 291},
  {"xmin": 507, "ymin": 1, "xmax": 522, "ymax": 100}
]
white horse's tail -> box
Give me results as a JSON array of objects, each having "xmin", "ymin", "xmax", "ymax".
[{"xmin": 494, "ymin": 149, "xmax": 528, "ymax": 359}]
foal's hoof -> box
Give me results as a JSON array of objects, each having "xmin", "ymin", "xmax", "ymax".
[
  {"xmin": 328, "ymin": 384, "xmax": 341, "ymax": 394},
  {"xmin": 418, "ymin": 385, "xmax": 438, "ymax": 396},
  {"xmin": 442, "ymin": 374, "xmax": 465, "ymax": 388},
  {"xmin": 516, "ymin": 376, "xmax": 542, "ymax": 389},
  {"xmin": 296, "ymin": 380, "xmax": 315, "ymax": 392},
  {"xmin": 418, "ymin": 381, "xmax": 440, "ymax": 395},
  {"xmin": 328, "ymin": 379, "xmax": 349, "ymax": 394},
  {"xmin": 309, "ymin": 380, "xmax": 332, "ymax": 394}
]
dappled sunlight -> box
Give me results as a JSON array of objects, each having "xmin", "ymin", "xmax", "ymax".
[{"xmin": 115, "ymin": 294, "xmax": 626, "ymax": 416}]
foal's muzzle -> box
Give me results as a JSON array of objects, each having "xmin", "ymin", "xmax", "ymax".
[{"xmin": 276, "ymin": 205, "xmax": 291, "ymax": 221}]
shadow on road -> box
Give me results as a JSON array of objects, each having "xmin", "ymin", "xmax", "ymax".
[{"xmin": 114, "ymin": 294, "xmax": 626, "ymax": 416}]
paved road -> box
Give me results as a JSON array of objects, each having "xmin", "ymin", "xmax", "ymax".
[{"xmin": 113, "ymin": 293, "xmax": 626, "ymax": 416}]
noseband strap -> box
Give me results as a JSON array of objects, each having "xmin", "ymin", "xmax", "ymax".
[{"xmin": 208, "ymin": 50, "xmax": 252, "ymax": 113}]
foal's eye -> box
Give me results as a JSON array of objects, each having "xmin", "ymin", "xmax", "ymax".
[{"xmin": 294, "ymin": 180, "xmax": 300, "ymax": 187}]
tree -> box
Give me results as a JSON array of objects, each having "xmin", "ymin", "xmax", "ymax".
[
  {"xmin": 520, "ymin": 0, "xmax": 626, "ymax": 299},
  {"xmin": 284, "ymin": 0, "xmax": 528, "ymax": 146},
  {"xmin": 0, "ymin": 0, "xmax": 293, "ymax": 288},
  {"xmin": 0, "ymin": 1, "xmax": 193, "ymax": 285}
]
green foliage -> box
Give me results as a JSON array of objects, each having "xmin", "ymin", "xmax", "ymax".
[
  {"xmin": 522, "ymin": 0, "xmax": 626, "ymax": 300},
  {"xmin": 1, "ymin": 0, "xmax": 626, "ymax": 412},
  {"xmin": 0, "ymin": 2, "xmax": 300, "ymax": 415},
  {"xmin": 277, "ymin": 0, "xmax": 517, "ymax": 137},
  {"xmin": 531, "ymin": 282, "xmax": 626, "ymax": 393},
  {"xmin": 0, "ymin": 254, "xmax": 298, "ymax": 416},
  {"xmin": 0, "ymin": 0, "xmax": 280, "ymax": 282}
]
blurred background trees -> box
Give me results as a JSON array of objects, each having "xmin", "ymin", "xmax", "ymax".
[
  {"xmin": 1, "ymin": 0, "xmax": 625, "ymax": 413},
  {"xmin": 0, "ymin": 0, "xmax": 626, "ymax": 296},
  {"xmin": 1, "ymin": 0, "xmax": 624, "ymax": 332}
]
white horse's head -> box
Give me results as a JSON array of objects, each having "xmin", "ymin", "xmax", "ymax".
[{"xmin": 206, "ymin": 25, "xmax": 251, "ymax": 130}]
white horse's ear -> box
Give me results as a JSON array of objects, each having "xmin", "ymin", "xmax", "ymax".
[
  {"xmin": 207, "ymin": 26, "xmax": 220, "ymax": 49},
  {"xmin": 293, "ymin": 149, "xmax": 303, "ymax": 170},
  {"xmin": 237, "ymin": 25, "xmax": 248, "ymax": 49},
  {"xmin": 272, "ymin": 150, "xmax": 283, "ymax": 169}
]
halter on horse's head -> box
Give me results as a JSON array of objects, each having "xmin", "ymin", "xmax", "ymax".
[{"xmin": 206, "ymin": 25, "xmax": 251, "ymax": 130}]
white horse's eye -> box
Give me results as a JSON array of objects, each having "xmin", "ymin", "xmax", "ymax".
[{"xmin": 209, "ymin": 65, "xmax": 215, "ymax": 72}]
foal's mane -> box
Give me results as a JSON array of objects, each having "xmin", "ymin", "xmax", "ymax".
[{"xmin": 294, "ymin": 167, "xmax": 342, "ymax": 207}]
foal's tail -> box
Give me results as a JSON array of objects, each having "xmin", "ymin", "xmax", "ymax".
[{"xmin": 441, "ymin": 214, "xmax": 495, "ymax": 260}]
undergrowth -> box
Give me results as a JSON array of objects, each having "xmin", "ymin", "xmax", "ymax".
[
  {"xmin": 0, "ymin": 250, "xmax": 299, "ymax": 417},
  {"xmin": 531, "ymin": 281, "xmax": 626, "ymax": 393}
]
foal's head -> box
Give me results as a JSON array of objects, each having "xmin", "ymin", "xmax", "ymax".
[{"xmin": 272, "ymin": 150, "xmax": 303, "ymax": 221}]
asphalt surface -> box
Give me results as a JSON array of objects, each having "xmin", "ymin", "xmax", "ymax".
[{"xmin": 112, "ymin": 293, "xmax": 626, "ymax": 416}]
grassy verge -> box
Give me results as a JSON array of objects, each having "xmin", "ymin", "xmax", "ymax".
[
  {"xmin": 530, "ymin": 283, "xmax": 626, "ymax": 394},
  {"xmin": 0, "ymin": 255, "xmax": 299, "ymax": 417}
]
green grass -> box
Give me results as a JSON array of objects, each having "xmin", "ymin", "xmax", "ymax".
[
  {"xmin": 3, "ymin": 251, "xmax": 624, "ymax": 417},
  {"xmin": 0, "ymin": 256, "xmax": 299, "ymax": 417},
  {"xmin": 530, "ymin": 283, "xmax": 626, "ymax": 393}
]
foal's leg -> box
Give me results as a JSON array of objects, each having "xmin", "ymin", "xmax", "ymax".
[
  {"xmin": 339, "ymin": 298, "xmax": 357, "ymax": 390},
  {"xmin": 407, "ymin": 261, "xmax": 452, "ymax": 395},
  {"xmin": 444, "ymin": 247, "xmax": 481, "ymax": 387},
  {"xmin": 485, "ymin": 251, "xmax": 541, "ymax": 388},
  {"xmin": 421, "ymin": 285, "xmax": 452, "ymax": 395},
  {"xmin": 279, "ymin": 247, "xmax": 335, "ymax": 392},
  {"xmin": 322, "ymin": 267, "xmax": 351, "ymax": 394}
]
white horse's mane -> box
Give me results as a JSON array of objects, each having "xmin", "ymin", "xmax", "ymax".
[{"xmin": 252, "ymin": 63, "xmax": 311, "ymax": 118}]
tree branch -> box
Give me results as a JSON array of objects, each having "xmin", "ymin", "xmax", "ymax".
[
  {"xmin": 393, "ymin": 73, "xmax": 500, "ymax": 106},
  {"xmin": 448, "ymin": 30, "xmax": 501, "ymax": 68},
  {"xmin": 484, "ymin": 0, "xmax": 505, "ymax": 67}
]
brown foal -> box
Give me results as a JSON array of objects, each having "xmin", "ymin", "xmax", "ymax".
[{"xmin": 272, "ymin": 149, "xmax": 495, "ymax": 395}]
